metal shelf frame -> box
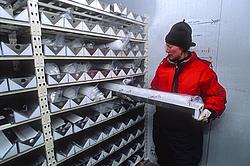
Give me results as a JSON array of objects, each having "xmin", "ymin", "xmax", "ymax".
[
  {"xmin": 41, "ymin": 24, "xmax": 146, "ymax": 43},
  {"xmin": 0, "ymin": 0, "xmax": 148, "ymax": 165},
  {"xmin": 57, "ymin": 118, "xmax": 145, "ymax": 164},
  {"xmin": 93, "ymin": 133, "xmax": 145, "ymax": 166},
  {"xmin": 52, "ymin": 104, "xmax": 145, "ymax": 142},
  {"xmin": 47, "ymin": 73, "xmax": 145, "ymax": 89},
  {"xmin": 0, "ymin": 116, "xmax": 41, "ymax": 131},
  {"xmin": 44, "ymin": 56, "xmax": 147, "ymax": 60},
  {"xmin": 0, "ymin": 88, "xmax": 37, "ymax": 97},
  {"xmin": 0, "ymin": 143, "xmax": 45, "ymax": 165},
  {"xmin": 0, "ymin": 57, "xmax": 34, "ymax": 61},
  {"xmin": 0, "ymin": 18, "xmax": 30, "ymax": 27},
  {"xmin": 143, "ymin": 17, "xmax": 150, "ymax": 161},
  {"xmin": 39, "ymin": 0, "xmax": 146, "ymax": 26},
  {"xmin": 27, "ymin": 0, "xmax": 57, "ymax": 165},
  {"xmin": 38, "ymin": 1, "xmax": 139, "ymax": 29},
  {"xmin": 50, "ymin": 96, "xmax": 118, "ymax": 116}
]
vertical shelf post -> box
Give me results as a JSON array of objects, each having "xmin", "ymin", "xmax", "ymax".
[
  {"xmin": 143, "ymin": 16, "xmax": 150, "ymax": 161},
  {"xmin": 27, "ymin": 0, "xmax": 56, "ymax": 165}
]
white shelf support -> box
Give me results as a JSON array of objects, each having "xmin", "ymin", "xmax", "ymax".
[
  {"xmin": 143, "ymin": 16, "xmax": 150, "ymax": 161},
  {"xmin": 27, "ymin": 0, "xmax": 56, "ymax": 165}
]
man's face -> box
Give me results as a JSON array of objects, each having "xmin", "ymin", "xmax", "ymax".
[{"xmin": 166, "ymin": 43, "xmax": 183, "ymax": 62}]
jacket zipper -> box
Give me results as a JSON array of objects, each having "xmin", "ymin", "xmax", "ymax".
[
  {"xmin": 172, "ymin": 64, "xmax": 179, "ymax": 93},
  {"xmin": 169, "ymin": 52, "xmax": 191, "ymax": 93}
]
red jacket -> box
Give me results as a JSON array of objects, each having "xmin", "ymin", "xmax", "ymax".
[{"xmin": 151, "ymin": 52, "xmax": 226, "ymax": 116}]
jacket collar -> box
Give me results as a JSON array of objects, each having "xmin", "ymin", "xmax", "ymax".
[{"xmin": 162, "ymin": 51, "xmax": 198, "ymax": 66}]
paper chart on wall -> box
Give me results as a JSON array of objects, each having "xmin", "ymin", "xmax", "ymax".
[{"xmin": 186, "ymin": 19, "xmax": 221, "ymax": 68}]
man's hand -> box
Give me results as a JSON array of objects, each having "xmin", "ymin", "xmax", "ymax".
[{"xmin": 198, "ymin": 109, "xmax": 212, "ymax": 122}]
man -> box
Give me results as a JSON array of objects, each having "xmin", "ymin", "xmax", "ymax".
[{"xmin": 151, "ymin": 21, "xmax": 227, "ymax": 166}]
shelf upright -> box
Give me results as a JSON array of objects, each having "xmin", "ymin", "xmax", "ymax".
[
  {"xmin": 27, "ymin": 0, "xmax": 56, "ymax": 165},
  {"xmin": 143, "ymin": 16, "xmax": 150, "ymax": 161}
]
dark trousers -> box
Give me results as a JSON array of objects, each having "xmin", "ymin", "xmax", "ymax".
[{"xmin": 153, "ymin": 107, "xmax": 203, "ymax": 166}]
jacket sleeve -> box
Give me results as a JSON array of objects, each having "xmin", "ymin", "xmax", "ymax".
[
  {"xmin": 151, "ymin": 67, "xmax": 160, "ymax": 90},
  {"xmin": 199, "ymin": 69, "xmax": 227, "ymax": 117}
]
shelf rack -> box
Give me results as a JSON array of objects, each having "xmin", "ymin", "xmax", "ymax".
[{"xmin": 0, "ymin": 0, "xmax": 148, "ymax": 165}]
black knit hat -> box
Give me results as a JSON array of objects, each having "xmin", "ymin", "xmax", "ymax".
[{"xmin": 165, "ymin": 20, "xmax": 196, "ymax": 51}]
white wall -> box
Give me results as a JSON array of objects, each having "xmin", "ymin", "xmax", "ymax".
[
  {"xmin": 106, "ymin": 0, "xmax": 250, "ymax": 165},
  {"xmin": 207, "ymin": 0, "xmax": 250, "ymax": 165}
]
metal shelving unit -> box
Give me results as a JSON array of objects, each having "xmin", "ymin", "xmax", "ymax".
[
  {"xmin": 44, "ymin": 56, "xmax": 147, "ymax": 60},
  {"xmin": 0, "ymin": 57, "xmax": 34, "ymax": 60},
  {"xmin": 0, "ymin": 143, "xmax": 45, "ymax": 165},
  {"xmin": 0, "ymin": 88, "xmax": 38, "ymax": 97},
  {"xmin": 57, "ymin": 117, "xmax": 145, "ymax": 164},
  {"xmin": 94, "ymin": 132, "xmax": 145, "ymax": 166},
  {"xmin": 41, "ymin": 24, "xmax": 146, "ymax": 43},
  {"xmin": 0, "ymin": 116, "xmax": 41, "ymax": 131},
  {"xmin": 0, "ymin": 18, "xmax": 31, "ymax": 27},
  {"xmin": 50, "ymin": 97, "xmax": 118, "ymax": 116},
  {"xmin": 38, "ymin": 0, "xmax": 146, "ymax": 26},
  {"xmin": 47, "ymin": 73, "xmax": 145, "ymax": 89},
  {"xmin": 0, "ymin": 0, "xmax": 148, "ymax": 165}
]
